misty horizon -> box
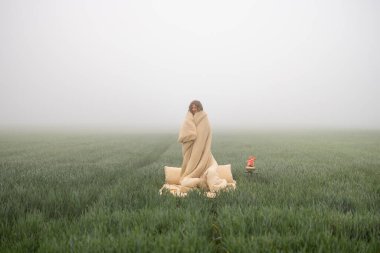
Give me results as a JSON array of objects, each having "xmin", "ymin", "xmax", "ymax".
[{"xmin": 1, "ymin": 0, "xmax": 379, "ymax": 131}]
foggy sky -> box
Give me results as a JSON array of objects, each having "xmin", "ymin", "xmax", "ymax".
[{"xmin": 1, "ymin": 0, "xmax": 379, "ymax": 131}]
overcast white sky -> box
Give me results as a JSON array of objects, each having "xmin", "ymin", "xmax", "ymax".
[{"xmin": 0, "ymin": 0, "xmax": 379, "ymax": 131}]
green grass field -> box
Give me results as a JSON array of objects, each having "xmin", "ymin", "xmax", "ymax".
[{"xmin": 0, "ymin": 130, "xmax": 379, "ymax": 252}]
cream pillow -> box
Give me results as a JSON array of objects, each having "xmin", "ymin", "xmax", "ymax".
[
  {"xmin": 164, "ymin": 166, "xmax": 181, "ymax": 185},
  {"xmin": 216, "ymin": 164, "xmax": 234, "ymax": 183}
]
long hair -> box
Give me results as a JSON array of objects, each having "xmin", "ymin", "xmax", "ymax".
[{"xmin": 188, "ymin": 100, "xmax": 203, "ymax": 112}]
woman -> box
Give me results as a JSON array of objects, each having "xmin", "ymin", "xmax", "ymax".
[{"xmin": 178, "ymin": 100, "xmax": 228, "ymax": 193}]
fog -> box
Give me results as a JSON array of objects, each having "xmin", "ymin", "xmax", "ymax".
[{"xmin": 1, "ymin": 0, "xmax": 379, "ymax": 131}]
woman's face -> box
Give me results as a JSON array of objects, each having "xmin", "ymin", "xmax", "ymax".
[{"xmin": 191, "ymin": 104, "xmax": 198, "ymax": 115}]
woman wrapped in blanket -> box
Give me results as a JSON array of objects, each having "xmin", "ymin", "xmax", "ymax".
[{"xmin": 178, "ymin": 100, "xmax": 228, "ymax": 193}]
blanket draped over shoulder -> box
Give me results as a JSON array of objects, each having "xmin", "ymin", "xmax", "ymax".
[{"xmin": 160, "ymin": 111, "xmax": 236, "ymax": 197}]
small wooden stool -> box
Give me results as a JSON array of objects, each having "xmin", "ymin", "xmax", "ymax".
[{"xmin": 245, "ymin": 166, "xmax": 258, "ymax": 175}]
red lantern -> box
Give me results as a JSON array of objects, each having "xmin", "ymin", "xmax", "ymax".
[{"xmin": 246, "ymin": 156, "xmax": 256, "ymax": 167}]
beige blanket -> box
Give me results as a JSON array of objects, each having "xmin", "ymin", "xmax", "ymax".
[{"xmin": 160, "ymin": 111, "xmax": 236, "ymax": 197}]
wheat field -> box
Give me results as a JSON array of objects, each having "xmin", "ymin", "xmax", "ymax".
[{"xmin": 0, "ymin": 130, "xmax": 379, "ymax": 252}]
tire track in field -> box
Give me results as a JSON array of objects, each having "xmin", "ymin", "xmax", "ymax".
[
  {"xmin": 47, "ymin": 139, "xmax": 173, "ymax": 220},
  {"xmin": 126, "ymin": 141, "xmax": 172, "ymax": 170},
  {"xmin": 210, "ymin": 200, "xmax": 230, "ymax": 253},
  {"xmin": 81, "ymin": 140, "xmax": 173, "ymax": 212}
]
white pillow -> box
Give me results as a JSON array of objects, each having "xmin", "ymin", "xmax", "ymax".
[
  {"xmin": 164, "ymin": 166, "xmax": 181, "ymax": 185},
  {"xmin": 216, "ymin": 164, "xmax": 234, "ymax": 183}
]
